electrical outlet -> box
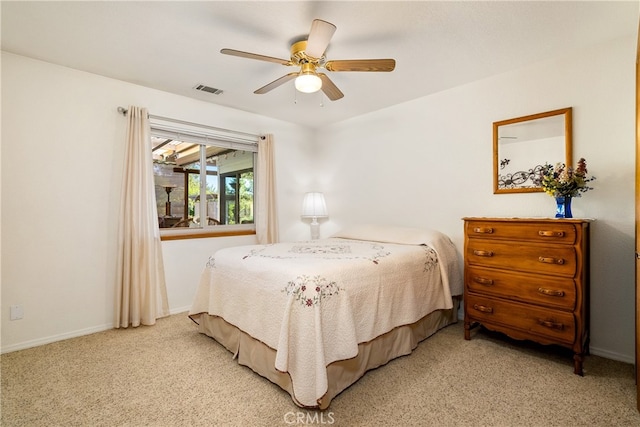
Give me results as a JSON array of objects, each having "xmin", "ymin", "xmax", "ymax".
[{"xmin": 10, "ymin": 305, "xmax": 24, "ymax": 320}]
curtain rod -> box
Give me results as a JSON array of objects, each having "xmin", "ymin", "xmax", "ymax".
[{"xmin": 117, "ymin": 106, "xmax": 264, "ymax": 140}]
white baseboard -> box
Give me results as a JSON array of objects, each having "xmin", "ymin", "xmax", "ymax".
[
  {"xmin": 1, "ymin": 307, "xmax": 192, "ymax": 354},
  {"xmin": 589, "ymin": 346, "xmax": 634, "ymax": 364},
  {"xmin": 169, "ymin": 306, "xmax": 191, "ymax": 315},
  {"xmin": 1, "ymin": 323, "xmax": 113, "ymax": 354}
]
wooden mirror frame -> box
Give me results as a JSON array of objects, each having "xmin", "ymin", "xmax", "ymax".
[{"xmin": 493, "ymin": 107, "xmax": 573, "ymax": 194}]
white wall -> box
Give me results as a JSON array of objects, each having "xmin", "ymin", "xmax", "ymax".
[
  {"xmin": 2, "ymin": 32, "xmax": 637, "ymax": 363},
  {"xmin": 317, "ymin": 35, "xmax": 636, "ymax": 363},
  {"xmin": 0, "ymin": 52, "xmax": 315, "ymax": 352}
]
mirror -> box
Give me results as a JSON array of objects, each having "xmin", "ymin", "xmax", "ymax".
[{"xmin": 493, "ymin": 107, "xmax": 572, "ymax": 194}]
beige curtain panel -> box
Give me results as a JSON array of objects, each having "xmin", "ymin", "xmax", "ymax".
[
  {"xmin": 256, "ymin": 134, "xmax": 279, "ymax": 244},
  {"xmin": 115, "ymin": 106, "xmax": 169, "ymax": 328}
]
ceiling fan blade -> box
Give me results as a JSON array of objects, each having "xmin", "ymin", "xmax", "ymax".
[
  {"xmin": 317, "ymin": 73, "xmax": 344, "ymax": 101},
  {"xmin": 305, "ymin": 19, "xmax": 337, "ymax": 59},
  {"xmin": 254, "ymin": 73, "xmax": 298, "ymax": 94},
  {"xmin": 220, "ymin": 48, "xmax": 291, "ymax": 65},
  {"xmin": 325, "ymin": 59, "xmax": 396, "ymax": 72}
]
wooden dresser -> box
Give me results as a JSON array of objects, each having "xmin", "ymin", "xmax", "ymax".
[{"xmin": 463, "ymin": 217, "xmax": 590, "ymax": 375}]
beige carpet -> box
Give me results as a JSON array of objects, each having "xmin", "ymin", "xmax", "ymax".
[{"xmin": 2, "ymin": 313, "xmax": 639, "ymax": 427}]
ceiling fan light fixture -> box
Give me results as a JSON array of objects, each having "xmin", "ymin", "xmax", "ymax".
[
  {"xmin": 295, "ymin": 62, "xmax": 322, "ymax": 93},
  {"xmin": 295, "ymin": 73, "xmax": 322, "ymax": 93}
]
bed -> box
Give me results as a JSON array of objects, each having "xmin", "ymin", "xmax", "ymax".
[{"xmin": 188, "ymin": 225, "xmax": 463, "ymax": 409}]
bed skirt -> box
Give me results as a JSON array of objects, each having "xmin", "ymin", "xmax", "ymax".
[{"xmin": 189, "ymin": 296, "xmax": 460, "ymax": 410}]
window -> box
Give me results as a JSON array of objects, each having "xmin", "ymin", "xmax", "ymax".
[
  {"xmin": 220, "ymin": 169, "xmax": 254, "ymax": 225},
  {"xmin": 150, "ymin": 120, "xmax": 259, "ymax": 238}
]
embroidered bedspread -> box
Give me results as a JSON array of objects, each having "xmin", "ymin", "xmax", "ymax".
[{"xmin": 189, "ymin": 226, "xmax": 462, "ymax": 407}]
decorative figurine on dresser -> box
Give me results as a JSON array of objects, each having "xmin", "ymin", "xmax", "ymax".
[{"xmin": 463, "ymin": 217, "xmax": 590, "ymax": 375}]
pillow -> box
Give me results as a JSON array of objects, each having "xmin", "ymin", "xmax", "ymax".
[
  {"xmin": 333, "ymin": 224, "xmax": 463, "ymax": 296},
  {"xmin": 332, "ymin": 224, "xmax": 444, "ymax": 246}
]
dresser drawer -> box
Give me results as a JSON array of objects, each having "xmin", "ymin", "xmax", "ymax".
[
  {"xmin": 465, "ymin": 220, "xmax": 577, "ymax": 245},
  {"xmin": 465, "ymin": 294, "xmax": 576, "ymax": 345},
  {"xmin": 466, "ymin": 266, "xmax": 577, "ymax": 310},
  {"xmin": 466, "ymin": 239, "xmax": 577, "ymax": 277}
]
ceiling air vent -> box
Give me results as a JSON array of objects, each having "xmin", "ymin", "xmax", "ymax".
[{"xmin": 194, "ymin": 84, "xmax": 223, "ymax": 95}]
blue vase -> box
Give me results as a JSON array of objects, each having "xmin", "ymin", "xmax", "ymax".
[{"xmin": 555, "ymin": 196, "xmax": 573, "ymax": 218}]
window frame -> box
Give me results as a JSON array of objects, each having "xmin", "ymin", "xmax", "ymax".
[
  {"xmin": 220, "ymin": 167, "xmax": 254, "ymax": 225},
  {"xmin": 149, "ymin": 120, "xmax": 259, "ymax": 241}
]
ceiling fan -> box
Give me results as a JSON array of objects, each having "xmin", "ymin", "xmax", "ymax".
[{"xmin": 220, "ymin": 19, "xmax": 396, "ymax": 101}]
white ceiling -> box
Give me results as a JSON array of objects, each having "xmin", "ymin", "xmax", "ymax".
[{"xmin": 1, "ymin": 1, "xmax": 637, "ymax": 129}]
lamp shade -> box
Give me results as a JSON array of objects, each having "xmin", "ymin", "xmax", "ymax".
[{"xmin": 301, "ymin": 192, "xmax": 328, "ymax": 218}]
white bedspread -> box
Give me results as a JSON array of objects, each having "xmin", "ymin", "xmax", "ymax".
[{"xmin": 189, "ymin": 226, "xmax": 462, "ymax": 407}]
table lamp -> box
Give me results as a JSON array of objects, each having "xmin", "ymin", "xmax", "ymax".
[{"xmin": 301, "ymin": 192, "xmax": 328, "ymax": 239}]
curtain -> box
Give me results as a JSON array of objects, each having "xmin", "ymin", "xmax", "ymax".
[
  {"xmin": 256, "ymin": 134, "xmax": 279, "ymax": 244},
  {"xmin": 115, "ymin": 106, "xmax": 169, "ymax": 328}
]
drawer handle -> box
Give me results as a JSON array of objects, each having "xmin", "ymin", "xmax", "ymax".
[
  {"xmin": 473, "ymin": 304, "xmax": 493, "ymax": 314},
  {"xmin": 538, "ymin": 256, "xmax": 564, "ymax": 265},
  {"xmin": 538, "ymin": 319, "xmax": 564, "ymax": 330},
  {"xmin": 473, "ymin": 227, "xmax": 494, "ymax": 234},
  {"xmin": 473, "ymin": 276, "xmax": 494, "ymax": 286},
  {"xmin": 537, "ymin": 287, "xmax": 565, "ymax": 297},
  {"xmin": 473, "ymin": 250, "xmax": 494, "ymax": 257},
  {"xmin": 538, "ymin": 230, "xmax": 565, "ymax": 238}
]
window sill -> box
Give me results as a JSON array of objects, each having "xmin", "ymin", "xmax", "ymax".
[{"xmin": 160, "ymin": 225, "xmax": 256, "ymax": 241}]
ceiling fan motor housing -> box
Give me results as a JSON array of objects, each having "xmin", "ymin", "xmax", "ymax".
[{"xmin": 291, "ymin": 40, "xmax": 323, "ymax": 65}]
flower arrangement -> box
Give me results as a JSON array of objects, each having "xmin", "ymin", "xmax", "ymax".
[{"xmin": 538, "ymin": 158, "xmax": 596, "ymax": 198}]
